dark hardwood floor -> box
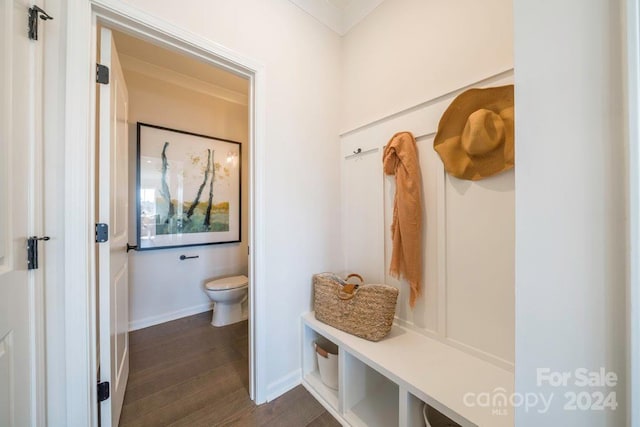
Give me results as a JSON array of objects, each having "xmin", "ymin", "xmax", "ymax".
[{"xmin": 119, "ymin": 311, "xmax": 340, "ymax": 427}]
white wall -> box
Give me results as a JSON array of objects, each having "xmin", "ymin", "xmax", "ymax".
[
  {"xmin": 341, "ymin": 0, "xmax": 514, "ymax": 132},
  {"xmin": 123, "ymin": 69, "xmax": 249, "ymax": 330},
  {"xmin": 340, "ymin": 0, "xmax": 515, "ymax": 368},
  {"xmin": 119, "ymin": 0, "xmax": 343, "ymax": 397},
  {"xmin": 514, "ymin": 0, "xmax": 627, "ymax": 425}
]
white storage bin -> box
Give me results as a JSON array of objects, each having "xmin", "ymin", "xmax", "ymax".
[{"xmin": 315, "ymin": 340, "xmax": 339, "ymax": 390}]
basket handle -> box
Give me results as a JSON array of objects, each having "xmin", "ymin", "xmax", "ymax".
[
  {"xmin": 338, "ymin": 273, "xmax": 363, "ymax": 300},
  {"xmin": 315, "ymin": 344, "xmax": 329, "ymax": 359},
  {"xmin": 337, "ymin": 283, "xmax": 359, "ymax": 300},
  {"xmin": 344, "ymin": 273, "xmax": 364, "ymax": 284}
]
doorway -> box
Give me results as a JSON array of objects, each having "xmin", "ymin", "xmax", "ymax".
[
  {"xmin": 76, "ymin": 4, "xmax": 269, "ymax": 423},
  {"xmin": 95, "ymin": 25, "xmax": 253, "ymax": 425}
]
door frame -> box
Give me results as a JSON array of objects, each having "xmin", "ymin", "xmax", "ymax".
[
  {"xmin": 627, "ymin": 1, "xmax": 640, "ymax": 425},
  {"xmin": 60, "ymin": 0, "xmax": 267, "ymax": 424}
]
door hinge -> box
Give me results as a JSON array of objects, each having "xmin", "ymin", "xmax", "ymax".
[
  {"xmin": 97, "ymin": 381, "xmax": 110, "ymax": 402},
  {"xmin": 28, "ymin": 5, "xmax": 53, "ymax": 41},
  {"xmin": 96, "ymin": 64, "xmax": 109, "ymax": 84},
  {"xmin": 27, "ymin": 236, "xmax": 50, "ymax": 270},
  {"xmin": 95, "ymin": 223, "xmax": 109, "ymax": 243}
]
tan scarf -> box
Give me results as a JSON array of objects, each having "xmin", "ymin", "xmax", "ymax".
[{"xmin": 383, "ymin": 132, "xmax": 423, "ymax": 307}]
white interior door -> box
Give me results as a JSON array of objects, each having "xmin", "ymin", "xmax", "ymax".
[
  {"xmin": 98, "ymin": 27, "xmax": 130, "ymax": 427},
  {"xmin": 0, "ymin": 1, "xmax": 43, "ymax": 426}
]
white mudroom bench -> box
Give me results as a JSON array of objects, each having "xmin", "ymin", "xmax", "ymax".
[{"xmin": 301, "ymin": 312, "xmax": 514, "ymax": 427}]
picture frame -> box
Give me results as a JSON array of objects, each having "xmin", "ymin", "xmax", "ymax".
[{"xmin": 136, "ymin": 122, "xmax": 241, "ymax": 250}]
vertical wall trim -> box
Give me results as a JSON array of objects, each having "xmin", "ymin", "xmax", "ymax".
[
  {"xmin": 42, "ymin": 0, "xmax": 72, "ymax": 423},
  {"xmin": 250, "ymin": 62, "xmax": 269, "ymax": 405},
  {"xmin": 436, "ymin": 168, "xmax": 447, "ymax": 338},
  {"xmin": 626, "ymin": 0, "xmax": 640, "ymax": 424},
  {"xmin": 63, "ymin": 0, "xmax": 95, "ymax": 425},
  {"xmin": 379, "ymin": 152, "xmax": 387, "ymax": 282}
]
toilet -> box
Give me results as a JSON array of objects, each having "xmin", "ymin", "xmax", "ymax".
[{"xmin": 204, "ymin": 275, "xmax": 249, "ymax": 327}]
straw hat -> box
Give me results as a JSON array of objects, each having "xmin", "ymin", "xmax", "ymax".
[{"xmin": 433, "ymin": 85, "xmax": 514, "ymax": 180}]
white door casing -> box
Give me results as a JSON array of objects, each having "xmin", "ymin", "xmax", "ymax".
[
  {"xmin": 0, "ymin": 0, "xmax": 44, "ymax": 426},
  {"xmin": 97, "ymin": 27, "xmax": 130, "ymax": 427},
  {"xmin": 627, "ymin": 0, "xmax": 640, "ymax": 424},
  {"xmin": 57, "ymin": 2, "xmax": 268, "ymax": 423}
]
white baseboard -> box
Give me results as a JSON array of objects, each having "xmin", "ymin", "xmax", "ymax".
[
  {"xmin": 266, "ymin": 370, "xmax": 301, "ymax": 402},
  {"xmin": 128, "ymin": 302, "xmax": 213, "ymax": 331}
]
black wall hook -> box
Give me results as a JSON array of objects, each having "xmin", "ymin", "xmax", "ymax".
[
  {"xmin": 180, "ymin": 255, "xmax": 199, "ymax": 260},
  {"xmin": 28, "ymin": 5, "xmax": 53, "ymax": 41}
]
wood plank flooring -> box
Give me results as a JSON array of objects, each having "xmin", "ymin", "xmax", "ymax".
[{"xmin": 119, "ymin": 311, "xmax": 340, "ymax": 427}]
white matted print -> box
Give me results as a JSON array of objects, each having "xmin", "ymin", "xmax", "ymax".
[{"xmin": 137, "ymin": 123, "xmax": 241, "ymax": 250}]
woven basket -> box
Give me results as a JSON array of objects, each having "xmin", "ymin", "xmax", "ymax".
[{"xmin": 313, "ymin": 273, "xmax": 399, "ymax": 342}]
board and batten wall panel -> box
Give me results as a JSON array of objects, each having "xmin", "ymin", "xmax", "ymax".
[
  {"xmin": 444, "ymin": 170, "xmax": 515, "ymax": 364},
  {"xmin": 342, "ymin": 149, "xmax": 385, "ymax": 283},
  {"xmin": 124, "ymin": 69, "xmax": 249, "ymax": 330},
  {"xmin": 341, "ymin": 72, "xmax": 514, "ymax": 368}
]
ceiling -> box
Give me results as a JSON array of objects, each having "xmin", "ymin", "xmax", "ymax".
[
  {"xmin": 326, "ymin": 0, "xmax": 352, "ymax": 9},
  {"xmin": 288, "ymin": 0, "xmax": 386, "ymax": 35},
  {"xmin": 112, "ymin": 31, "xmax": 249, "ymax": 100}
]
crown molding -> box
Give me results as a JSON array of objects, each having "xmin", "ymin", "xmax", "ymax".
[
  {"xmin": 341, "ymin": 0, "xmax": 386, "ymax": 34},
  {"xmin": 288, "ymin": 0, "xmax": 385, "ymax": 35},
  {"xmin": 119, "ymin": 54, "xmax": 248, "ymax": 105}
]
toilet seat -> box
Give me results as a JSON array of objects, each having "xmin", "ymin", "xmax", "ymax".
[{"xmin": 205, "ymin": 275, "xmax": 248, "ymax": 291}]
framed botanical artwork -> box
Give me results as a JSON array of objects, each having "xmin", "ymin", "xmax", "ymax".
[{"xmin": 136, "ymin": 123, "xmax": 241, "ymax": 250}]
